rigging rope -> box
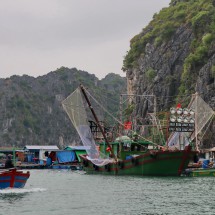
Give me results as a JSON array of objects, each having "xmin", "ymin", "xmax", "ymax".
[{"xmin": 84, "ymin": 87, "xmax": 164, "ymax": 147}]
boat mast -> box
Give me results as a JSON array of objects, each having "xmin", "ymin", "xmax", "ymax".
[
  {"xmin": 119, "ymin": 94, "xmax": 123, "ymax": 135},
  {"xmin": 80, "ymin": 84, "xmax": 118, "ymax": 162},
  {"xmin": 194, "ymin": 92, "xmax": 199, "ymax": 151}
]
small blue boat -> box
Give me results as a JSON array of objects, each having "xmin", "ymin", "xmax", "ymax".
[{"xmin": 0, "ymin": 168, "xmax": 30, "ymax": 189}]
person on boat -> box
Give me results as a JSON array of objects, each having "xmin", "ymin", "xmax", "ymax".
[
  {"xmin": 5, "ymin": 154, "xmax": 14, "ymax": 169},
  {"xmin": 193, "ymin": 153, "xmax": 199, "ymax": 163},
  {"xmin": 132, "ymin": 132, "xmax": 139, "ymax": 141}
]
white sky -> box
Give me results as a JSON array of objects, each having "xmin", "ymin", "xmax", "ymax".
[{"xmin": 0, "ymin": 0, "xmax": 170, "ymax": 80}]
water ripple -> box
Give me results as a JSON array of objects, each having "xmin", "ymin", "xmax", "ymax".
[{"xmin": 0, "ymin": 170, "xmax": 214, "ymax": 215}]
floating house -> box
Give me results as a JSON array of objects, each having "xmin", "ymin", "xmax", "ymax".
[
  {"xmin": 17, "ymin": 145, "xmax": 87, "ymax": 170},
  {"xmin": 23, "ymin": 145, "xmax": 59, "ymax": 163}
]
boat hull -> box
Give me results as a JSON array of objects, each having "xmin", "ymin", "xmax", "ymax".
[
  {"xmin": 185, "ymin": 168, "xmax": 215, "ymax": 177},
  {"xmin": 80, "ymin": 148, "xmax": 196, "ymax": 176},
  {"xmin": 0, "ymin": 168, "xmax": 30, "ymax": 189}
]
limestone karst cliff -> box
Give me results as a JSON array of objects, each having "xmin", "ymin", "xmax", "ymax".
[
  {"xmin": 0, "ymin": 68, "xmax": 126, "ymax": 148},
  {"xmin": 123, "ymin": 0, "xmax": 215, "ymax": 148}
]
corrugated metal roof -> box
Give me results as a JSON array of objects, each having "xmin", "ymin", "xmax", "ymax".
[{"xmin": 24, "ymin": 145, "xmax": 59, "ymax": 150}]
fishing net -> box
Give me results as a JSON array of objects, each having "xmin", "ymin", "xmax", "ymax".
[
  {"xmin": 189, "ymin": 95, "xmax": 214, "ymax": 140},
  {"xmin": 168, "ymin": 132, "xmax": 190, "ymax": 150},
  {"xmin": 168, "ymin": 94, "xmax": 214, "ymax": 149},
  {"xmin": 62, "ymin": 88, "xmax": 112, "ymax": 166}
]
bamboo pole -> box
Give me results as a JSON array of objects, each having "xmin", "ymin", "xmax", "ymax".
[{"xmin": 80, "ymin": 84, "xmax": 118, "ymax": 162}]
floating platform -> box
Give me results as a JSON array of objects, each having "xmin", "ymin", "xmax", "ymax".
[
  {"xmin": 184, "ymin": 168, "xmax": 215, "ymax": 177},
  {"xmin": 17, "ymin": 163, "xmax": 82, "ymax": 170},
  {"xmin": 51, "ymin": 164, "xmax": 82, "ymax": 170},
  {"xmin": 17, "ymin": 163, "xmax": 46, "ymax": 169}
]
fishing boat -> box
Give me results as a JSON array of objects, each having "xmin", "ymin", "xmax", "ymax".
[
  {"xmin": 0, "ymin": 168, "xmax": 30, "ymax": 189},
  {"xmin": 79, "ymin": 146, "xmax": 194, "ymax": 176},
  {"xmin": 62, "ymin": 85, "xmax": 214, "ymax": 176}
]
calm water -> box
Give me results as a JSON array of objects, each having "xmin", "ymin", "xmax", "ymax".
[{"xmin": 0, "ymin": 170, "xmax": 215, "ymax": 215}]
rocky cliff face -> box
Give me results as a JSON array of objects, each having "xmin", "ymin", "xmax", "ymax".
[
  {"xmin": 0, "ymin": 68, "xmax": 126, "ymax": 148},
  {"xmin": 127, "ymin": 24, "xmax": 194, "ymax": 112},
  {"xmin": 124, "ymin": 0, "xmax": 215, "ymax": 148}
]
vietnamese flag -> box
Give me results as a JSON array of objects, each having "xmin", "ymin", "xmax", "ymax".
[
  {"xmin": 124, "ymin": 121, "xmax": 132, "ymax": 130},
  {"xmin": 176, "ymin": 103, "xmax": 181, "ymax": 108}
]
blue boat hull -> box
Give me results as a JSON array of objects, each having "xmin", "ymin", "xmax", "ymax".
[{"xmin": 0, "ymin": 169, "xmax": 30, "ymax": 189}]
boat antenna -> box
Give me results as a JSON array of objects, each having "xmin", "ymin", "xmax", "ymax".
[{"xmin": 79, "ymin": 84, "xmax": 118, "ymax": 162}]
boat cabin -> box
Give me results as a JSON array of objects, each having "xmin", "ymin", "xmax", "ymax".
[{"xmin": 98, "ymin": 138, "xmax": 151, "ymax": 160}]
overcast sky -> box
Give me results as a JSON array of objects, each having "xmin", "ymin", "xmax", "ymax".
[{"xmin": 0, "ymin": 0, "xmax": 170, "ymax": 80}]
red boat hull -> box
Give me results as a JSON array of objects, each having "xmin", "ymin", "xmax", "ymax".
[{"xmin": 0, "ymin": 168, "xmax": 30, "ymax": 189}]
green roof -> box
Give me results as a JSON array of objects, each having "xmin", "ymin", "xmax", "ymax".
[{"xmin": 75, "ymin": 150, "xmax": 86, "ymax": 162}]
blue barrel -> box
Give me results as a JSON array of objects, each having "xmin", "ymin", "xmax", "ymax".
[
  {"xmin": 27, "ymin": 154, "xmax": 33, "ymax": 162},
  {"xmin": 46, "ymin": 157, "xmax": 52, "ymax": 166},
  {"xmin": 126, "ymin": 155, "xmax": 132, "ymax": 160},
  {"xmin": 202, "ymin": 159, "xmax": 210, "ymax": 169}
]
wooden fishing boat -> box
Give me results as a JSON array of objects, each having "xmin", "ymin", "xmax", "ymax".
[
  {"xmin": 80, "ymin": 146, "xmax": 196, "ymax": 176},
  {"xmin": 0, "ymin": 168, "xmax": 30, "ymax": 189},
  {"xmin": 62, "ymin": 86, "xmax": 213, "ymax": 176}
]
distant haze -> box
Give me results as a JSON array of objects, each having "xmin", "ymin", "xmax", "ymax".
[{"xmin": 0, "ymin": 0, "xmax": 170, "ymax": 79}]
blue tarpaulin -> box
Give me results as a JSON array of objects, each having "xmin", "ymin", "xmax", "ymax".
[
  {"xmin": 56, "ymin": 151, "xmax": 76, "ymax": 163},
  {"xmin": 202, "ymin": 159, "xmax": 210, "ymax": 169}
]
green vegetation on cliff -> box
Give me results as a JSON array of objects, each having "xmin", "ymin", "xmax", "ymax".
[
  {"xmin": 0, "ymin": 68, "xmax": 126, "ymax": 147},
  {"xmin": 123, "ymin": 0, "xmax": 215, "ymax": 95}
]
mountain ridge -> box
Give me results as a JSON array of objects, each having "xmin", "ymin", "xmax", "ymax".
[{"xmin": 0, "ymin": 67, "xmax": 126, "ymax": 148}]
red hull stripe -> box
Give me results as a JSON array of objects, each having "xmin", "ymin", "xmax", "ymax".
[
  {"xmin": 81, "ymin": 152, "xmax": 195, "ymax": 173},
  {"xmin": 0, "ymin": 180, "xmax": 11, "ymax": 183},
  {"xmin": 0, "ymin": 173, "xmax": 30, "ymax": 177},
  {"xmin": 0, "ymin": 169, "xmax": 30, "ymax": 187},
  {"xmin": 0, "ymin": 179, "xmax": 26, "ymax": 183},
  {"xmin": 122, "ymin": 151, "xmax": 184, "ymax": 163},
  {"xmin": 177, "ymin": 147, "xmax": 191, "ymax": 175},
  {"xmin": 110, "ymin": 156, "xmax": 184, "ymax": 172},
  {"xmin": 124, "ymin": 156, "xmax": 183, "ymax": 170},
  {"xmin": 87, "ymin": 155, "xmax": 187, "ymax": 172}
]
